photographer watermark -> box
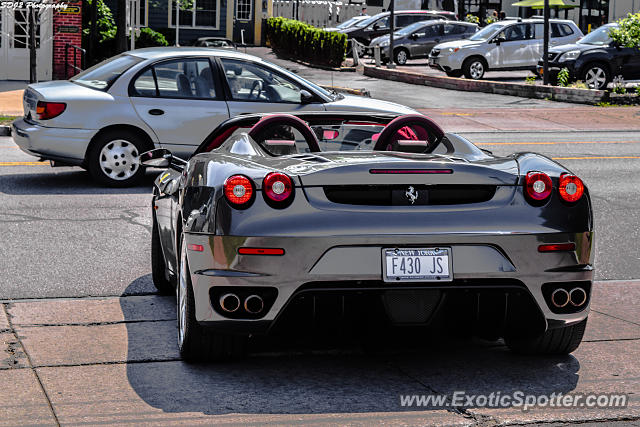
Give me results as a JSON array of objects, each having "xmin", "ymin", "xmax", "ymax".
[
  {"xmin": 400, "ymin": 391, "xmax": 628, "ymax": 411},
  {"xmin": 0, "ymin": 1, "xmax": 69, "ymax": 10}
]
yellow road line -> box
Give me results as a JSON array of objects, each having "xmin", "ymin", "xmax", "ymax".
[
  {"xmin": 552, "ymin": 156, "xmax": 640, "ymax": 160},
  {"xmin": 0, "ymin": 161, "xmax": 48, "ymax": 166},
  {"xmin": 478, "ymin": 141, "xmax": 640, "ymax": 145}
]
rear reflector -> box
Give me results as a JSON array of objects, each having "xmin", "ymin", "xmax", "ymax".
[
  {"xmin": 238, "ymin": 247, "xmax": 285, "ymax": 256},
  {"xmin": 538, "ymin": 243, "xmax": 576, "ymax": 252},
  {"xmin": 370, "ymin": 169, "xmax": 453, "ymax": 174},
  {"xmin": 187, "ymin": 244, "xmax": 204, "ymax": 252}
]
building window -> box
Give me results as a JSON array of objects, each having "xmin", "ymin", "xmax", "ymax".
[
  {"xmin": 170, "ymin": 0, "xmax": 219, "ymax": 28},
  {"xmin": 13, "ymin": 9, "xmax": 41, "ymax": 49},
  {"xmin": 236, "ymin": 0, "xmax": 252, "ymax": 21}
]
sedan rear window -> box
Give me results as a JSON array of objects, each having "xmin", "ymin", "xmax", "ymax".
[{"xmin": 71, "ymin": 54, "xmax": 143, "ymax": 91}]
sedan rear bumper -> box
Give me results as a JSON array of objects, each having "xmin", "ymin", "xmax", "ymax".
[{"xmin": 12, "ymin": 118, "xmax": 94, "ymax": 164}]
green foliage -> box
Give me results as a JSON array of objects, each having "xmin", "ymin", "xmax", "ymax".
[
  {"xmin": 636, "ymin": 85, "xmax": 640, "ymax": 95},
  {"xmin": 465, "ymin": 14, "xmax": 480, "ymax": 24},
  {"xmin": 82, "ymin": 0, "xmax": 117, "ymax": 62},
  {"xmin": 609, "ymin": 13, "xmax": 640, "ymax": 48},
  {"xmin": 266, "ymin": 17, "xmax": 348, "ymax": 68},
  {"xmin": 571, "ymin": 81, "xmax": 588, "ymax": 89},
  {"xmin": 612, "ymin": 75, "xmax": 627, "ymax": 94},
  {"xmin": 129, "ymin": 28, "xmax": 169, "ymax": 48},
  {"xmin": 557, "ymin": 67, "xmax": 570, "ymax": 87},
  {"xmin": 485, "ymin": 16, "xmax": 497, "ymax": 25},
  {"xmin": 525, "ymin": 75, "xmax": 537, "ymax": 85}
]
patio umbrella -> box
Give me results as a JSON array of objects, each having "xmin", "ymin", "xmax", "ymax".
[{"xmin": 511, "ymin": 0, "xmax": 577, "ymax": 8}]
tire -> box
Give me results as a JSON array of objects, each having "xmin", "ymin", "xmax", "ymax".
[
  {"xmin": 505, "ymin": 318, "xmax": 587, "ymax": 355},
  {"xmin": 151, "ymin": 213, "xmax": 174, "ymax": 295},
  {"xmin": 462, "ymin": 57, "xmax": 486, "ymax": 80},
  {"xmin": 581, "ymin": 63, "xmax": 610, "ymax": 90},
  {"xmin": 176, "ymin": 234, "xmax": 247, "ymax": 362},
  {"xmin": 394, "ymin": 48, "xmax": 409, "ymax": 65},
  {"xmin": 86, "ymin": 130, "xmax": 147, "ymax": 187},
  {"xmin": 445, "ymin": 70, "xmax": 463, "ymax": 78}
]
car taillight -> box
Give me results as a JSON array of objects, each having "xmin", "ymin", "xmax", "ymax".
[
  {"xmin": 36, "ymin": 101, "xmax": 66, "ymax": 120},
  {"xmin": 558, "ymin": 173, "xmax": 584, "ymax": 203},
  {"xmin": 525, "ymin": 171, "xmax": 552, "ymax": 202},
  {"xmin": 263, "ymin": 172, "xmax": 293, "ymax": 207},
  {"xmin": 224, "ymin": 175, "xmax": 254, "ymax": 207}
]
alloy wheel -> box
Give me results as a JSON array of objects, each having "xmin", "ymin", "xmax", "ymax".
[
  {"xmin": 98, "ymin": 139, "xmax": 140, "ymax": 181},
  {"xmin": 470, "ymin": 61, "xmax": 484, "ymax": 79},
  {"xmin": 585, "ymin": 67, "xmax": 606, "ymax": 89},
  {"xmin": 396, "ymin": 50, "xmax": 407, "ymax": 65}
]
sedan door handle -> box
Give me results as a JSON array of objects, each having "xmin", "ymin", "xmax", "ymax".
[{"xmin": 148, "ymin": 109, "xmax": 165, "ymax": 116}]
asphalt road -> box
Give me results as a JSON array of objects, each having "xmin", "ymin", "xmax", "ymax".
[{"xmin": 1, "ymin": 129, "xmax": 639, "ymax": 299}]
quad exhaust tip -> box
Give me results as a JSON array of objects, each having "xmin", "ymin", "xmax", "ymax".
[
  {"xmin": 244, "ymin": 295, "xmax": 264, "ymax": 314},
  {"xmin": 219, "ymin": 293, "xmax": 241, "ymax": 313},
  {"xmin": 551, "ymin": 287, "xmax": 588, "ymax": 308}
]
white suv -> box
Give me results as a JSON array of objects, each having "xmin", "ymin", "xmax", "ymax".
[{"xmin": 428, "ymin": 19, "xmax": 582, "ymax": 79}]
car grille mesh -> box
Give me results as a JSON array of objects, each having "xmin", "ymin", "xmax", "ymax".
[{"xmin": 323, "ymin": 185, "xmax": 496, "ymax": 206}]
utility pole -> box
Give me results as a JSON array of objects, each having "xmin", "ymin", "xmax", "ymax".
[
  {"xmin": 542, "ymin": 0, "xmax": 550, "ymax": 84},
  {"xmin": 89, "ymin": 0, "xmax": 98, "ymax": 64},
  {"xmin": 175, "ymin": 0, "xmax": 180, "ymax": 46},
  {"xmin": 29, "ymin": 8, "xmax": 37, "ymax": 83},
  {"xmin": 387, "ymin": 0, "xmax": 395, "ymax": 69}
]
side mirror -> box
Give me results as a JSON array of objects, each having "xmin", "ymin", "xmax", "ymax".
[
  {"xmin": 410, "ymin": 33, "xmax": 418, "ymax": 40},
  {"xmin": 140, "ymin": 148, "xmax": 185, "ymax": 171},
  {"xmin": 300, "ymin": 89, "xmax": 315, "ymax": 104},
  {"xmin": 372, "ymin": 24, "xmax": 380, "ymax": 30},
  {"xmin": 495, "ymin": 34, "xmax": 506, "ymax": 45}
]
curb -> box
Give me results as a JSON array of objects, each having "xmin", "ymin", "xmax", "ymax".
[
  {"xmin": 363, "ymin": 64, "xmax": 608, "ymax": 105},
  {"xmin": 0, "ymin": 125, "xmax": 10, "ymax": 136},
  {"xmin": 321, "ymin": 85, "xmax": 371, "ymax": 97},
  {"xmin": 271, "ymin": 51, "xmax": 356, "ymax": 72}
]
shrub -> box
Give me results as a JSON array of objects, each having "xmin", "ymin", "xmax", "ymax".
[
  {"xmin": 636, "ymin": 85, "xmax": 640, "ymax": 95},
  {"xmin": 557, "ymin": 67, "xmax": 569, "ymax": 87},
  {"xmin": 266, "ymin": 17, "xmax": 347, "ymax": 68},
  {"xmin": 612, "ymin": 75, "xmax": 627, "ymax": 94},
  {"xmin": 82, "ymin": 0, "xmax": 117, "ymax": 63},
  {"xmin": 609, "ymin": 12, "xmax": 640, "ymax": 48},
  {"xmin": 129, "ymin": 28, "xmax": 169, "ymax": 48},
  {"xmin": 465, "ymin": 14, "xmax": 480, "ymax": 24}
]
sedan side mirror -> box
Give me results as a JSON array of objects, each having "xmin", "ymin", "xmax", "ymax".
[
  {"xmin": 410, "ymin": 33, "xmax": 419, "ymax": 40},
  {"xmin": 140, "ymin": 148, "xmax": 185, "ymax": 171},
  {"xmin": 300, "ymin": 89, "xmax": 315, "ymax": 104}
]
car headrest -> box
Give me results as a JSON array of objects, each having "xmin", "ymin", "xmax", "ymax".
[
  {"xmin": 264, "ymin": 140, "xmax": 298, "ymax": 156},
  {"xmin": 390, "ymin": 139, "xmax": 429, "ymax": 153}
]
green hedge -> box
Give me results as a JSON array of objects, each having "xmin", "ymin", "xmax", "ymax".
[{"xmin": 266, "ymin": 17, "xmax": 347, "ymax": 68}]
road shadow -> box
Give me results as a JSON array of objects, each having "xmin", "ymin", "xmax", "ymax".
[
  {"xmin": 0, "ymin": 168, "xmax": 159, "ymax": 195},
  {"xmin": 121, "ymin": 279, "xmax": 581, "ymax": 415}
]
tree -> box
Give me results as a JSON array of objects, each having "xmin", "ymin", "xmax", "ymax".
[
  {"xmin": 115, "ymin": 0, "xmax": 128, "ymax": 53},
  {"xmin": 609, "ymin": 13, "xmax": 640, "ymax": 49}
]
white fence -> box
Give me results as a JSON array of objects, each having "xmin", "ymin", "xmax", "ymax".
[{"xmin": 273, "ymin": 1, "xmax": 382, "ymax": 29}]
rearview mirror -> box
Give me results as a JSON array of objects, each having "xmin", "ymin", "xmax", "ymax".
[
  {"xmin": 140, "ymin": 148, "xmax": 185, "ymax": 171},
  {"xmin": 300, "ymin": 89, "xmax": 315, "ymax": 104}
]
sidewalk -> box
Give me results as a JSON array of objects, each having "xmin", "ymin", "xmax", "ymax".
[
  {"xmin": 0, "ymin": 81, "xmax": 26, "ymax": 117},
  {"xmin": 1, "ymin": 280, "xmax": 639, "ymax": 425}
]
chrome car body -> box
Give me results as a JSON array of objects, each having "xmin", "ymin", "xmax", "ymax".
[
  {"xmin": 12, "ymin": 47, "xmax": 414, "ymax": 186},
  {"xmin": 146, "ymin": 111, "xmax": 594, "ymax": 361},
  {"xmin": 429, "ymin": 19, "xmax": 582, "ymax": 79}
]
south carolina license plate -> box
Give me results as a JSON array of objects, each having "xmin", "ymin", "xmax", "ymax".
[{"xmin": 382, "ymin": 248, "xmax": 452, "ymax": 282}]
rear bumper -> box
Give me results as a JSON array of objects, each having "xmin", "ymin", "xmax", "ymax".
[
  {"xmin": 185, "ymin": 231, "xmax": 594, "ymax": 334},
  {"xmin": 12, "ymin": 118, "xmax": 94, "ymax": 164}
]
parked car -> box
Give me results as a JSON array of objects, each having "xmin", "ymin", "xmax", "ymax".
[
  {"xmin": 142, "ymin": 111, "xmax": 594, "ymax": 361},
  {"xmin": 538, "ymin": 23, "xmax": 640, "ymax": 90},
  {"xmin": 12, "ymin": 48, "xmax": 415, "ymax": 186},
  {"xmin": 429, "ymin": 18, "xmax": 582, "ymax": 79},
  {"xmin": 324, "ymin": 15, "xmax": 370, "ymax": 32},
  {"xmin": 340, "ymin": 10, "xmax": 457, "ymax": 56},
  {"xmin": 192, "ymin": 37, "xmax": 237, "ymax": 49},
  {"xmin": 370, "ymin": 20, "xmax": 477, "ymax": 65}
]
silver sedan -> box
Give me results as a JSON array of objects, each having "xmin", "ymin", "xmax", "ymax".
[{"xmin": 12, "ymin": 47, "xmax": 415, "ymax": 186}]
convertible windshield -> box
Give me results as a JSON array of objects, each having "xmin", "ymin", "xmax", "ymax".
[
  {"xmin": 469, "ymin": 22, "xmax": 504, "ymax": 41},
  {"xmin": 579, "ymin": 25, "xmax": 616, "ymax": 45},
  {"xmin": 71, "ymin": 54, "xmax": 143, "ymax": 91}
]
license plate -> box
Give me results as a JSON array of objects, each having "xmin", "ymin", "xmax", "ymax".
[{"xmin": 382, "ymin": 247, "xmax": 452, "ymax": 282}]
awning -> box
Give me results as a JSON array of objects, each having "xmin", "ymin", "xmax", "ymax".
[{"xmin": 511, "ymin": 0, "xmax": 578, "ymax": 8}]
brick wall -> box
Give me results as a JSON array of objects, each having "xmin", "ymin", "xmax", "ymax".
[{"xmin": 52, "ymin": 1, "xmax": 83, "ymax": 80}]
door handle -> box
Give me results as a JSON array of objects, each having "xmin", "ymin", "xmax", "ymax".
[{"xmin": 148, "ymin": 109, "xmax": 165, "ymax": 116}]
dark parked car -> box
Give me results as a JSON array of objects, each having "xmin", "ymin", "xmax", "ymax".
[
  {"xmin": 341, "ymin": 10, "xmax": 457, "ymax": 55},
  {"xmin": 370, "ymin": 20, "xmax": 477, "ymax": 65},
  {"xmin": 539, "ymin": 23, "xmax": 640, "ymax": 89},
  {"xmin": 143, "ymin": 111, "xmax": 593, "ymax": 361}
]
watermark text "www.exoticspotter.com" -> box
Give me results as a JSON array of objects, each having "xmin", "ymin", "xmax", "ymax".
[{"xmin": 400, "ymin": 392, "xmax": 628, "ymax": 412}]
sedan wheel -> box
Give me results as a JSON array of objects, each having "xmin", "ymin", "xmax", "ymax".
[
  {"xmin": 394, "ymin": 49, "xmax": 408, "ymax": 65},
  {"xmin": 583, "ymin": 65, "xmax": 609, "ymax": 90},
  {"xmin": 87, "ymin": 130, "xmax": 147, "ymax": 187}
]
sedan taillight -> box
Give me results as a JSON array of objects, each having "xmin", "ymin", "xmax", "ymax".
[
  {"xmin": 36, "ymin": 101, "xmax": 66, "ymax": 120},
  {"xmin": 558, "ymin": 173, "xmax": 584, "ymax": 203},
  {"xmin": 263, "ymin": 172, "xmax": 294, "ymax": 208},
  {"xmin": 525, "ymin": 171, "xmax": 552, "ymax": 202},
  {"xmin": 224, "ymin": 175, "xmax": 254, "ymax": 207}
]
